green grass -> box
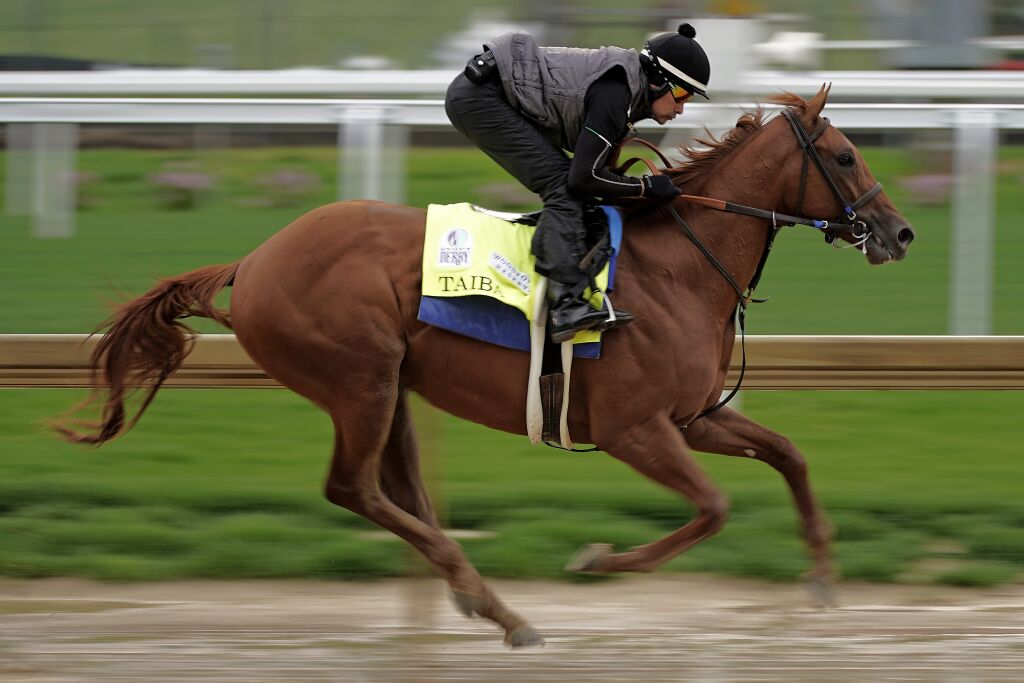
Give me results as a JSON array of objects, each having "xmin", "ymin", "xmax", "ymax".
[
  {"xmin": 1, "ymin": 144, "xmax": 1023, "ymax": 585},
  {"xmin": 1, "ymin": 389, "xmax": 1022, "ymax": 585}
]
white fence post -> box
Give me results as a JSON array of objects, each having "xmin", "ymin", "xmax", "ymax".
[
  {"xmin": 28, "ymin": 123, "xmax": 78, "ymax": 238},
  {"xmin": 336, "ymin": 106, "xmax": 406, "ymax": 204},
  {"xmin": 949, "ymin": 109, "xmax": 998, "ymax": 335}
]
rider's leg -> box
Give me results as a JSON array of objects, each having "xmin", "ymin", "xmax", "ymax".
[
  {"xmin": 532, "ymin": 188, "xmax": 613, "ymax": 342},
  {"xmin": 445, "ymin": 73, "xmax": 633, "ymax": 341}
]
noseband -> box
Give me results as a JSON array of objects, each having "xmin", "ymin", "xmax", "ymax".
[{"xmin": 780, "ymin": 108, "xmax": 883, "ymax": 249}]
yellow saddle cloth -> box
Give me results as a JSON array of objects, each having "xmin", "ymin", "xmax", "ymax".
[{"xmin": 419, "ymin": 202, "xmax": 620, "ymax": 355}]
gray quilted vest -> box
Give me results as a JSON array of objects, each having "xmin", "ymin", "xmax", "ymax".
[{"xmin": 484, "ymin": 32, "xmax": 651, "ymax": 151}]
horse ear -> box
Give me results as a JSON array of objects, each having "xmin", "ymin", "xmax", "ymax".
[{"xmin": 803, "ymin": 83, "xmax": 831, "ymax": 123}]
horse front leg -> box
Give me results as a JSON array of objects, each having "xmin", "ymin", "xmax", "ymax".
[
  {"xmin": 569, "ymin": 413, "xmax": 730, "ymax": 574},
  {"xmin": 682, "ymin": 406, "xmax": 836, "ymax": 604}
]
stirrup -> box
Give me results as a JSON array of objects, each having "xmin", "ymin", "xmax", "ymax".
[{"xmin": 593, "ymin": 291, "xmax": 634, "ymax": 333}]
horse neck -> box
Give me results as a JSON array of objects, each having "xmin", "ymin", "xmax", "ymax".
[{"xmin": 631, "ymin": 124, "xmax": 794, "ymax": 317}]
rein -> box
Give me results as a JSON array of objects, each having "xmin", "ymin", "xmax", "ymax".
[{"xmin": 667, "ymin": 108, "xmax": 883, "ymax": 426}]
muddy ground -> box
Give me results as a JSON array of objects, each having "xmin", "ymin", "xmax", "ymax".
[{"xmin": 1, "ymin": 575, "xmax": 1022, "ymax": 682}]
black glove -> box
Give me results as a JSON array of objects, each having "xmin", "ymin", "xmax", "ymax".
[{"xmin": 641, "ymin": 174, "xmax": 681, "ymax": 201}]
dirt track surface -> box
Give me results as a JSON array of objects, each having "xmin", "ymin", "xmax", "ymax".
[{"xmin": 1, "ymin": 576, "xmax": 1022, "ymax": 682}]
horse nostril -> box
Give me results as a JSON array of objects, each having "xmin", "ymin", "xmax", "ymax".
[{"xmin": 897, "ymin": 227, "xmax": 915, "ymax": 247}]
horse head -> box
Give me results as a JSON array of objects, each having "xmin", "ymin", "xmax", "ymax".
[{"xmin": 771, "ymin": 85, "xmax": 915, "ymax": 265}]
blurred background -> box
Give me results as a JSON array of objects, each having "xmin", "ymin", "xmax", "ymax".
[{"xmin": 1, "ymin": 0, "xmax": 1023, "ymax": 597}]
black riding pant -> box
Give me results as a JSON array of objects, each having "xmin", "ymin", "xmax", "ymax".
[{"xmin": 445, "ymin": 72, "xmax": 589, "ymax": 297}]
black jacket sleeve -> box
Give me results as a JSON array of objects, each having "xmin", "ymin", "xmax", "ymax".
[{"xmin": 566, "ymin": 69, "xmax": 645, "ymax": 200}]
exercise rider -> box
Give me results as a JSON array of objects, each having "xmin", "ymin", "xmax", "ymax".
[{"xmin": 444, "ymin": 23, "xmax": 711, "ymax": 343}]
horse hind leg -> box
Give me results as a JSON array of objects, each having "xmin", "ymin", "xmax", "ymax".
[
  {"xmin": 682, "ymin": 406, "xmax": 836, "ymax": 605},
  {"xmin": 378, "ymin": 393, "xmax": 440, "ymax": 529},
  {"xmin": 325, "ymin": 389, "xmax": 544, "ymax": 647},
  {"xmin": 377, "ymin": 396, "xmax": 491, "ymax": 623},
  {"xmin": 569, "ymin": 413, "xmax": 730, "ymax": 574}
]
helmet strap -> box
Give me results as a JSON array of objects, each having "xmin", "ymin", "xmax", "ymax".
[
  {"xmin": 642, "ymin": 65, "xmax": 670, "ymax": 103},
  {"xmin": 647, "ymin": 81, "xmax": 670, "ymax": 103}
]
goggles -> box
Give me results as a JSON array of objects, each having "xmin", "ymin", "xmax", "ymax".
[{"xmin": 669, "ymin": 82, "xmax": 692, "ymax": 103}]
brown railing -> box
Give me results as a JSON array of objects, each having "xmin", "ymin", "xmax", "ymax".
[{"xmin": 2, "ymin": 334, "xmax": 1023, "ymax": 390}]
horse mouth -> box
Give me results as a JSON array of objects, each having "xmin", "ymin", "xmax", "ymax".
[{"xmin": 865, "ymin": 234, "xmax": 896, "ymax": 265}]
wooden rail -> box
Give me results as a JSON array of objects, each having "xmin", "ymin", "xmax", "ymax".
[{"xmin": 1, "ymin": 334, "xmax": 1023, "ymax": 390}]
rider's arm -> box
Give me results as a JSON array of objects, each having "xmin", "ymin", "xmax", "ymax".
[{"xmin": 567, "ymin": 69, "xmax": 645, "ymax": 199}]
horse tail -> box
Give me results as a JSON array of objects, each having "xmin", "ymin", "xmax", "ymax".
[{"xmin": 54, "ymin": 261, "xmax": 240, "ymax": 446}]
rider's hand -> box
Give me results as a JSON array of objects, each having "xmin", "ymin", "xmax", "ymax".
[{"xmin": 641, "ymin": 174, "xmax": 681, "ymax": 201}]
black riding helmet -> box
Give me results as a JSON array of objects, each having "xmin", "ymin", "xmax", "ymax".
[{"xmin": 640, "ymin": 23, "xmax": 711, "ymax": 101}]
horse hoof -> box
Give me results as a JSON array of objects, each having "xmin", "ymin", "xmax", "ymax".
[
  {"xmin": 450, "ymin": 590, "xmax": 482, "ymax": 618},
  {"xmin": 565, "ymin": 543, "xmax": 613, "ymax": 573},
  {"xmin": 505, "ymin": 624, "xmax": 545, "ymax": 648},
  {"xmin": 806, "ymin": 575, "xmax": 837, "ymax": 608}
]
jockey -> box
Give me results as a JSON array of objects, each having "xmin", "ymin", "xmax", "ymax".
[{"xmin": 445, "ymin": 24, "xmax": 710, "ymax": 343}]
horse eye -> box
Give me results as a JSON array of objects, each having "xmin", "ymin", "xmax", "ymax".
[{"xmin": 838, "ymin": 152, "xmax": 855, "ymax": 167}]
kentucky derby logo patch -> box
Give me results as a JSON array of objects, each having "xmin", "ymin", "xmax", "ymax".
[{"xmin": 438, "ymin": 228, "xmax": 472, "ymax": 267}]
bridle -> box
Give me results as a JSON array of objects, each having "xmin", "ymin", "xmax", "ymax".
[
  {"xmin": 666, "ymin": 107, "xmax": 886, "ymax": 308},
  {"xmin": 666, "ymin": 107, "xmax": 885, "ymax": 426},
  {"xmin": 779, "ymin": 108, "xmax": 883, "ymax": 251}
]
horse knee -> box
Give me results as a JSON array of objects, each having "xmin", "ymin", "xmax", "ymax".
[
  {"xmin": 702, "ymin": 492, "xmax": 730, "ymax": 533},
  {"xmin": 324, "ymin": 478, "xmax": 366, "ymax": 512},
  {"xmin": 785, "ymin": 452, "xmax": 809, "ymax": 480},
  {"xmin": 764, "ymin": 436, "xmax": 808, "ymax": 479}
]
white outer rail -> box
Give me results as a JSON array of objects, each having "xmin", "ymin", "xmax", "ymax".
[
  {"xmin": 2, "ymin": 69, "xmax": 1024, "ymax": 99},
  {"xmin": 1, "ymin": 98, "xmax": 1024, "ymax": 128}
]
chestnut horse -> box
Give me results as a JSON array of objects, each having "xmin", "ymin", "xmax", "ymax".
[{"xmin": 60, "ymin": 87, "xmax": 914, "ymax": 646}]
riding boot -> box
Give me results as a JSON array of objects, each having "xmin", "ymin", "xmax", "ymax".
[{"xmin": 547, "ymin": 283, "xmax": 634, "ymax": 344}]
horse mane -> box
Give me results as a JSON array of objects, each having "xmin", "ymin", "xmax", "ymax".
[
  {"xmin": 663, "ymin": 107, "xmax": 766, "ymax": 187},
  {"xmin": 620, "ymin": 92, "xmax": 811, "ymax": 220},
  {"xmin": 664, "ymin": 91, "xmax": 810, "ymax": 186}
]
